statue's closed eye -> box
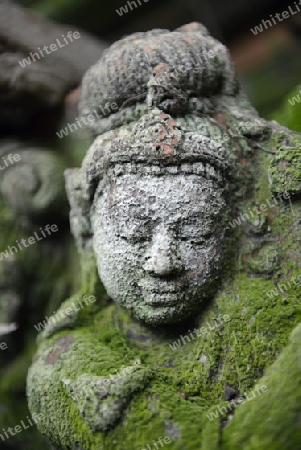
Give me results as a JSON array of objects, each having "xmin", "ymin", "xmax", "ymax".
[
  {"xmin": 180, "ymin": 223, "xmax": 212, "ymax": 245},
  {"xmin": 116, "ymin": 222, "xmax": 151, "ymax": 244}
]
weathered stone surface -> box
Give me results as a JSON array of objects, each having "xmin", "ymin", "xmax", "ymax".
[
  {"xmin": 80, "ymin": 22, "xmax": 241, "ymax": 135},
  {"xmin": 0, "ymin": 140, "xmax": 67, "ymax": 224},
  {"xmin": 27, "ymin": 23, "xmax": 301, "ymax": 450}
]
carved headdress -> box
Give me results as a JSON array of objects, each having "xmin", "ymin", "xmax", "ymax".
[{"xmin": 65, "ymin": 23, "xmax": 269, "ymax": 252}]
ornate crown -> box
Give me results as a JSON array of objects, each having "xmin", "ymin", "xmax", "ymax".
[{"xmin": 81, "ymin": 109, "xmax": 237, "ymax": 197}]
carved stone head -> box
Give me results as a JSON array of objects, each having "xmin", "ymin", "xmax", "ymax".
[{"xmin": 65, "ymin": 23, "xmax": 267, "ymax": 325}]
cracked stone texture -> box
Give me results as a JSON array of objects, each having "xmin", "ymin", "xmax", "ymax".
[{"xmin": 27, "ymin": 23, "xmax": 301, "ymax": 450}]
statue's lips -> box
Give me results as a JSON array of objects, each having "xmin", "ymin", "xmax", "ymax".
[
  {"xmin": 142, "ymin": 293, "xmax": 180, "ymax": 307},
  {"xmin": 138, "ymin": 278, "xmax": 185, "ymax": 294},
  {"xmin": 138, "ymin": 278, "xmax": 185, "ymax": 306}
]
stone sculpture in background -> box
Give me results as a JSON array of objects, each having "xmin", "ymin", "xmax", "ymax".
[
  {"xmin": 0, "ymin": 2, "xmax": 107, "ymax": 449},
  {"xmin": 0, "ymin": 0, "xmax": 106, "ymax": 130},
  {"xmin": 27, "ymin": 23, "xmax": 301, "ymax": 450}
]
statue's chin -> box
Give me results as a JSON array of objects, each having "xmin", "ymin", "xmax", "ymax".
[{"xmin": 122, "ymin": 294, "xmax": 202, "ymax": 326}]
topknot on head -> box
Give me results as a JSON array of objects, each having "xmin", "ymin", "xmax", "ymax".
[{"xmin": 80, "ymin": 23, "xmax": 240, "ymax": 135}]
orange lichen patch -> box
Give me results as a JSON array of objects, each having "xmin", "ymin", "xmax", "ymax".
[
  {"xmin": 167, "ymin": 118, "xmax": 178, "ymax": 128},
  {"xmin": 167, "ymin": 117, "xmax": 178, "ymax": 128},
  {"xmin": 214, "ymin": 113, "xmax": 227, "ymax": 129},
  {"xmin": 181, "ymin": 35, "xmax": 196, "ymax": 46},
  {"xmin": 178, "ymin": 22, "xmax": 205, "ymax": 33},
  {"xmin": 45, "ymin": 335, "xmax": 74, "ymax": 365},
  {"xmin": 152, "ymin": 64, "xmax": 170, "ymax": 76},
  {"xmin": 167, "ymin": 120, "xmax": 181, "ymax": 146},
  {"xmin": 159, "ymin": 113, "xmax": 169, "ymax": 121},
  {"xmin": 126, "ymin": 34, "xmax": 139, "ymax": 41},
  {"xmin": 153, "ymin": 115, "xmax": 181, "ymax": 147},
  {"xmin": 156, "ymin": 124, "xmax": 168, "ymax": 141},
  {"xmin": 157, "ymin": 115, "xmax": 180, "ymax": 138},
  {"xmin": 162, "ymin": 144, "xmax": 174, "ymax": 155},
  {"xmin": 141, "ymin": 43, "xmax": 154, "ymax": 54}
]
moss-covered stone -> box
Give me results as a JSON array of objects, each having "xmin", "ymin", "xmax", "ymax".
[
  {"xmin": 222, "ymin": 323, "xmax": 301, "ymax": 450},
  {"xmin": 26, "ymin": 25, "xmax": 301, "ymax": 450},
  {"xmin": 269, "ymin": 131, "xmax": 301, "ymax": 195}
]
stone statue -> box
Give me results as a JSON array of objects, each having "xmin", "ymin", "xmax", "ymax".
[{"xmin": 27, "ymin": 23, "xmax": 301, "ymax": 450}]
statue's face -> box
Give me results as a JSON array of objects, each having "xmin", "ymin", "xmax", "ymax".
[{"xmin": 92, "ymin": 173, "xmax": 227, "ymax": 325}]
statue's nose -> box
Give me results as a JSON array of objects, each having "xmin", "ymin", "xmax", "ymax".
[{"xmin": 143, "ymin": 228, "xmax": 183, "ymax": 276}]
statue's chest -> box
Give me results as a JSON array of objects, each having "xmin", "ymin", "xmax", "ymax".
[{"xmin": 123, "ymin": 320, "xmax": 203, "ymax": 377}]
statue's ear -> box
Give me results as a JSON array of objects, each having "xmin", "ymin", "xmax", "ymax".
[
  {"xmin": 64, "ymin": 168, "xmax": 94, "ymax": 253},
  {"xmin": 269, "ymin": 126, "xmax": 301, "ymax": 196}
]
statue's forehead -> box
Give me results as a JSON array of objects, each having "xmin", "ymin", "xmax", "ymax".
[
  {"xmin": 108, "ymin": 174, "xmax": 216, "ymax": 195},
  {"xmin": 102, "ymin": 174, "xmax": 224, "ymax": 220}
]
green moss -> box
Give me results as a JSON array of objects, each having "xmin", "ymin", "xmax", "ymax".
[
  {"xmin": 222, "ymin": 324, "xmax": 301, "ymax": 450},
  {"xmin": 202, "ymin": 403, "xmax": 224, "ymax": 450},
  {"xmin": 269, "ymin": 131, "xmax": 301, "ymax": 195},
  {"xmin": 26, "ymin": 163, "xmax": 301, "ymax": 449},
  {"xmin": 26, "ymin": 260, "xmax": 301, "ymax": 449},
  {"xmin": 26, "ymin": 97, "xmax": 301, "ymax": 449}
]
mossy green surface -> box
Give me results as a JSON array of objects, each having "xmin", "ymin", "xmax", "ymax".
[
  {"xmin": 269, "ymin": 131, "xmax": 301, "ymax": 195},
  {"xmin": 26, "ymin": 113, "xmax": 301, "ymax": 448},
  {"xmin": 27, "ymin": 263, "xmax": 301, "ymax": 449},
  {"xmin": 222, "ymin": 323, "xmax": 301, "ymax": 450}
]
